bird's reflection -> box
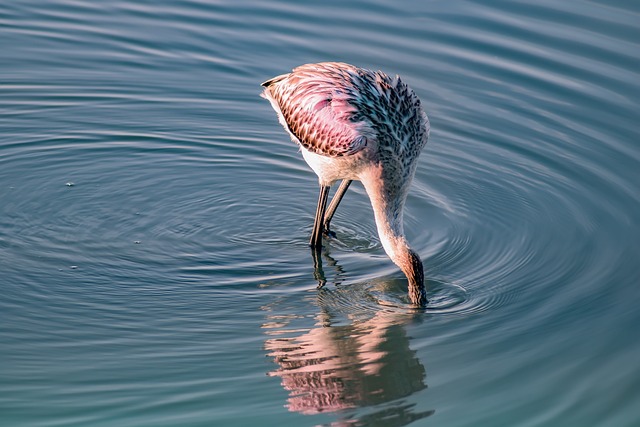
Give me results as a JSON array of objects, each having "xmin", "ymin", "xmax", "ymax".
[{"xmin": 262, "ymin": 249, "xmax": 434, "ymax": 425}]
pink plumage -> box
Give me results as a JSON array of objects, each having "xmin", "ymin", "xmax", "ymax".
[{"xmin": 262, "ymin": 62, "xmax": 430, "ymax": 306}]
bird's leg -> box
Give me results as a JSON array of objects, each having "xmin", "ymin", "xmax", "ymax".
[
  {"xmin": 323, "ymin": 179, "xmax": 352, "ymax": 237},
  {"xmin": 310, "ymin": 185, "xmax": 330, "ymax": 250}
]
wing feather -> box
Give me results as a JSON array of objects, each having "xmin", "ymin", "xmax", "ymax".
[{"xmin": 261, "ymin": 63, "xmax": 369, "ymax": 157}]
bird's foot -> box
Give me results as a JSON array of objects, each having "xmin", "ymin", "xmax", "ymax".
[{"xmin": 323, "ymin": 224, "xmax": 336, "ymax": 238}]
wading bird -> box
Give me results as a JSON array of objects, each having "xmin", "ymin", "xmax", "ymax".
[{"xmin": 261, "ymin": 62, "xmax": 429, "ymax": 305}]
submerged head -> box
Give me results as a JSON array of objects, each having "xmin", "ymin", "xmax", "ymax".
[{"xmin": 405, "ymin": 249, "xmax": 427, "ymax": 306}]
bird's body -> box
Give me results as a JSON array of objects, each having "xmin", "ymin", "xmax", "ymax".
[{"xmin": 261, "ymin": 62, "xmax": 429, "ymax": 305}]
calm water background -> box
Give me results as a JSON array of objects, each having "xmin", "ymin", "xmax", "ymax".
[{"xmin": 1, "ymin": 1, "xmax": 639, "ymax": 426}]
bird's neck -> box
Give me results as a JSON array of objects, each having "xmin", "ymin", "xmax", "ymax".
[{"xmin": 361, "ymin": 168, "xmax": 426, "ymax": 305}]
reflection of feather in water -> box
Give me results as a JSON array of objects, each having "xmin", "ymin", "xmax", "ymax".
[{"xmin": 263, "ymin": 308, "xmax": 430, "ymax": 421}]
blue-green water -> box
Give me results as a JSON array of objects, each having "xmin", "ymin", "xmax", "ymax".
[{"xmin": 1, "ymin": 1, "xmax": 639, "ymax": 426}]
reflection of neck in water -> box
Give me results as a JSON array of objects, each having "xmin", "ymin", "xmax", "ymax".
[{"xmin": 263, "ymin": 289, "xmax": 432, "ymax": 423}]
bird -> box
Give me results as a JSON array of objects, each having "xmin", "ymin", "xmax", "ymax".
[{"xmin": 261, "ymin": 62, "xmax": 430, "ymax": 306}]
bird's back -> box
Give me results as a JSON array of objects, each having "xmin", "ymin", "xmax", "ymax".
[{"xmin": 261, "ymin": 62, "xmax": 429, "ymax": 164}]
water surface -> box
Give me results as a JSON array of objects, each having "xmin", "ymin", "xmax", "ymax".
[{"xmin": 1, "ymin": 1, "xmax": 639, "ymax": 426}]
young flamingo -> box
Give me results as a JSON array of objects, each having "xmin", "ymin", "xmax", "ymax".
[{"xmin": 261, "ymin": 62, "xmax": 430, "ymax": 305}]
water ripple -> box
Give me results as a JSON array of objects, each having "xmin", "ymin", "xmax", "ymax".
[{"xmin": 2, "ymin": 0, "xmax": 639, "ymax": 426}]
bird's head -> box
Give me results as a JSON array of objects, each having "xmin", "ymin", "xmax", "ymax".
[{"xmin": 404, "ymin": 249, "xmax": 426, "ymax": 306}]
